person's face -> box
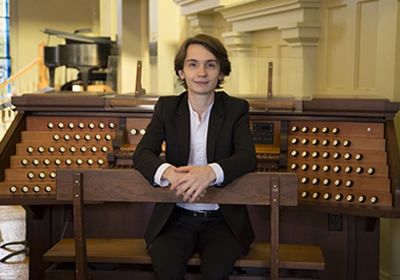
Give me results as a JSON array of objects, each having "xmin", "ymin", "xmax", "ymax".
[{"xmin": 178, "ymin": 44, "xmax": 224, "ymax": 96}]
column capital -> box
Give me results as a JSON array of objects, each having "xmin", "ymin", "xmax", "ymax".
[
  {"xmin": 279, "ymin": 22, "xmax": 321, "ymax": 47},
  {"xmin": 188, "ymin": 14, "xmax": 214, "ymax": 34},
  {"xmin": 173, "ymin": 0, "xmax": 238, "ymax": 16},
  {"xmin": 222, "ymin": 31, "xmax": 253, "ymax": 53}
]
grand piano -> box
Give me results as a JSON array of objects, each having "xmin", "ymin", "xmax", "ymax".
[
  {"xmin": 0, "ymin": 91, "xmax": 399, "ymax": 279},
  {"xmin": 42, "ymin": 28, "xmax": 117, "ymax": 91}
]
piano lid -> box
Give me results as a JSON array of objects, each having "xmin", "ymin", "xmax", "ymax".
[{"xmin": 42, "ymin": 28, "xmax": 116, "ymax": 45}]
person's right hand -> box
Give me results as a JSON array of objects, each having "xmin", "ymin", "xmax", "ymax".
[{"xmin": 161, "ymin": 165, "xmax": 187, "ymax": 187}]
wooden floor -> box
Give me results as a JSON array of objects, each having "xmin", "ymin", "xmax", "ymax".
[{"xmin": 0, "ymin": 205, "xmax": 29, "ymax": 280}]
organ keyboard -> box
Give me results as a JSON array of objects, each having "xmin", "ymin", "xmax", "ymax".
[{"xmin": 1, "ymin": 92, "xmax": 399, "ymax": 279}]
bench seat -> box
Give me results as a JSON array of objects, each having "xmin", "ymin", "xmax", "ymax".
[{"xmin": 44, "ymin": 238, "xmax": 325, "ymax": 271}]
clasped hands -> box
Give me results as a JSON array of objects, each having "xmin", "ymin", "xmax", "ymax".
[{"xmin": 162, "ymin": 165, "xmax": 216, "ymax": 203}]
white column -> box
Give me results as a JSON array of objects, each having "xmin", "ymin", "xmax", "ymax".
[
  {"xmin": 279, "ymin": 23, "xmax": 320, "ymax": 99},
  {"xmin": 149, "ymin": 0, "xmax": 182, "ymax": 95},
  {"xmin": 117, "ymin": 0, "xmax": 149, "ymax": 93},
  {"xmin": 222, "ymin": 32, "xmax": 253, "ymax": 96},
  {"xmin": 99, "ymin": 0, "xmax": 117, "ymax": 41}
]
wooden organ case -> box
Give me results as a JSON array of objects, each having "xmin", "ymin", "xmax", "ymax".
[{"xmin": 1, "ymin": 93, "xmax": 400, "ymax": 280}]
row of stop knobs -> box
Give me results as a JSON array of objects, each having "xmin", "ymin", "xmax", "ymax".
[
  {"xmin": 301, "ymin": 191, "xmax": 378, "ymax": 204},
  {"xmin": 52, "ymin": 133, "xmax": 112, "ymax": 142},
  {"xmin": 9, "ymin": 184, "xmax": 53, "ymax": 193},
  {"xmin": 47, "ymin": 122, "xmax": 116, "ymax": 130},
  {"xmin": 291, "ymin": 138, "xmax": 350, "ymax": 147},
  {"xmin": 290, "ymin": 150, "xmax": 362, "ymax": 160},
  {"xmin": 291, "ymin": 126, "xmax": 340, "ymax": 134},
  {"xmin": 23, "ymin": 157, "xmax": 106, "ymax": 168},
  {"xmin": 25, "ymin": 145, "xmax": 108, "ymax": 155},
  {"xmin": 299, "ymin": 176, "xmax": 356, "ymax": 187},
  {"xmin": 291, "ymin": 164, "xmax": 374, "ymax": 174}
]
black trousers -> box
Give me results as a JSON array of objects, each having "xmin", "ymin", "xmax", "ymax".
[{"xmin": 149, "ymin": 207, "xmax": 241, "ymax": 280}]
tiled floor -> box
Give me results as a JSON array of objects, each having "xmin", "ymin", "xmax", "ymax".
[{"xmin": 0, "ymin": 205, "xmax": 29, "ymax": 280}]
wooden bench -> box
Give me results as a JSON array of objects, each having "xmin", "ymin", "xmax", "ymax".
[{"xmin": 44, "ymin": 169, "xmax": 325, "ymax": 280}]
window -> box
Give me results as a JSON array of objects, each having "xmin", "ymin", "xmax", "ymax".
[{"xmin": 0, "ymin": 0, "xmax": 10, "ymax": 90}]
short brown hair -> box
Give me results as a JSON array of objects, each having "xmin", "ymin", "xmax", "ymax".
[{"xmin": 174, "ymin": 34, "xmax": 231, "ymax": 89}]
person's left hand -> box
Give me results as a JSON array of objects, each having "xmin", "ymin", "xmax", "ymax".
[{"xmin": 170, "ymin": 165, "xmax": 216, "ymax": 203}]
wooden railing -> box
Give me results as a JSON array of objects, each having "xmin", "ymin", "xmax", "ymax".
[{"xmin": 43, "ymin": 169, "xmax": 325, "ymax": 280}]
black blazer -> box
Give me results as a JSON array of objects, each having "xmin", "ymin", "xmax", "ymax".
[{"xmin": 133, "ymin": 91, "xmax": 257, "ymax": 252}]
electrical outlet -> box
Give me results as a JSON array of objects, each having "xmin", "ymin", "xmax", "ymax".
[{"xmin": 328, "ymin": 213, "xmax": 342, "ymax": 231}]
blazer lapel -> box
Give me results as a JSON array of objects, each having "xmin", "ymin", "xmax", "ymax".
[
  {"xmin": 207, "ymin": 93, "xmax": 224, "ymax": 162},
  {"xmin": 175, "ymin": 94, "xmax": 190, "ymax": 165}
]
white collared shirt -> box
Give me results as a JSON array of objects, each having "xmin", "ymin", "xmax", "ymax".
[{"xmin": 154, "ymin": 100, "xmax": 224, "ymax": 211}]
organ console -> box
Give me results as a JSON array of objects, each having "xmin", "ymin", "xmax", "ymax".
[{"xmin": 0, "ymin": 92, "xmax": 399, "ymax": 279}]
